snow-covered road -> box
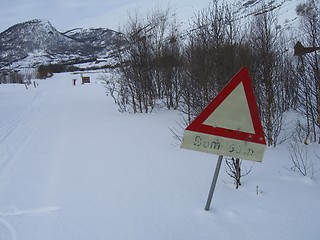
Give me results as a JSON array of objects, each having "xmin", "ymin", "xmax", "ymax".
[
  {"xmin": 0, "ymin": 74, "xmax": 192, "ymax": 240},
  {"xmin": 0, "ymin": 75, "xmax": 127, "ymax": 239}
]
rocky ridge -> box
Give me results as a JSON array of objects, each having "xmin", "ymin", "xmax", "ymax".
[{"xmin": 0, "ymin": 19, "xmax": 119, "ymax": 70}]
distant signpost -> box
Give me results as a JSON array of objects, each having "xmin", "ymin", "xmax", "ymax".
[
  {"xmin": 181, "ymin": 66, "xmax": 266, "ymax": 211},
  {"xmin": 82, "ymin": 76, "xmax": 90, "ymax": 84}
]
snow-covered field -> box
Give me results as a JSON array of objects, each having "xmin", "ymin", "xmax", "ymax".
[{"xmin": 0, "ymin": 72, "xmax": 319, "ymax": 240}]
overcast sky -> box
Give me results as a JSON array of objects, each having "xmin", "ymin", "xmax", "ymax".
[{"xmin": 0, "ymin": 0, "xmax": 209, "ymax": 32}]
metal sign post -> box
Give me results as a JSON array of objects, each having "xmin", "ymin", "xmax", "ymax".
[{"xmin": 205, "ymin": 155, "xmax": 223, "ymax": 211}]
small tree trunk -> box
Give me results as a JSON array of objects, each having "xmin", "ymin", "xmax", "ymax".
[{"xmin": 235, "ymin": 158, "xmax": 241, "ymax": 189}]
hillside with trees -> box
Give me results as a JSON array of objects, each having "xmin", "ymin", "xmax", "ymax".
[{"xmin": 103, "ymin": 0, "xmax": 319, "ymax": 149}]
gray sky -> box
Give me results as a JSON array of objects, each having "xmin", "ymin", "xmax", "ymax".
[{"xmin": 0, "ymin": 0, "xmax": 207, "ymax": 32}]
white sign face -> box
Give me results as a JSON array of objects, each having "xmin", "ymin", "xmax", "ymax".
[
  {"xmin": 202, "ymin": 82, "xmax": 254, "ymax": 133},
  {"xmin": 181, "ymin": 67, "xmax": 266, "ymax": 162}
]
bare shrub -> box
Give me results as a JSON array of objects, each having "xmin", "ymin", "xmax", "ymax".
[
  {"xmin": 225, "ymin": 157, "xmax": 253, "ymax": 189},
  {"xmin": 287, "ymin": 141, "xmax": 319, "ymax": 178}
]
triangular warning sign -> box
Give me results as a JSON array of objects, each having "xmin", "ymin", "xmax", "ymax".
[{"xmin": 181, "ymin": 66, "xmax": 266, "ymax": 162}]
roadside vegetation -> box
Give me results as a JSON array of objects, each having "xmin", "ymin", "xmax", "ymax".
[{"xmin": 101, "ymin": 0, "xmax": 320, "ymax": 185}]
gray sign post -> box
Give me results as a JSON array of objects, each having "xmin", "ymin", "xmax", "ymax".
[{"xmin": 205, "ymin": 155, "xmax": 223, "ymax": 211}]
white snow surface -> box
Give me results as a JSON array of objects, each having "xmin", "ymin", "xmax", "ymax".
[{"xmin": 0, "ymin": 72, "xmax": 319, "ymax": 240}]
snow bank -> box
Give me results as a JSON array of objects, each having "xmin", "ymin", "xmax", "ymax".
[{"xmin": 0, "ymin": 72, "xmax": 319, "ymax": 240}]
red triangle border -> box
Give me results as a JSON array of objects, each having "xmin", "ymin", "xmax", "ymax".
[{"xmin": 186, "ymin": 66, "xmax": 266, "ymax": 145}]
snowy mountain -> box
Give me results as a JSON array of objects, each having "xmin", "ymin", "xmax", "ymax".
[
  {"xmin": 0, "ymin": 19, "xmax": 119, "ymax": 69},
  {"xmin": 0, "ymin": 0, "xmax": 302, "ymax": 71},
  {"xmin": 64, "ymin": 27, "xmax": 117, "ymax": 50}
]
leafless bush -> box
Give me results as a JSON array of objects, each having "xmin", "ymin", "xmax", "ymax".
[
  {"xmin": 169, "ymin": 113, "xmax": 189, "ymax": 144},
  {"xmin": 100, "ymin": 71, "xmax": 132, "ymax": 113},
  {"xmin": 225, "ymin": 157, "xmax": 253, "ymax": 189},
  {"xmin": 287, "ymin": 141, "xmax": 319, "ymax": 178},
  {"xmin": 0, "ymin": 71, "xmax": 30, "ymax": 84},
  {"xmin": 292, "ymin": 120, "xmax": 312, "ymax": 144},
  {"xmin": 111, "ymin": 7, "xmax": 182, "ymax": 113}
]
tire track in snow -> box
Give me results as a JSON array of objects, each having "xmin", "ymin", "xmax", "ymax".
[
  {"xmin": 0, "ymin": 218, "xmax": 16, "ymax": 240},
  {"xmin": 0, "ymin": 88, "xmax": 53, "ymax": 175},
  {"xmin": 0, "ymin": 206, "xmax": 60, "ymax": 240},
  {"xmin": 0, "ymin": 206, "xmax": 60, "ymax": 217},
  {"xmin": 0, "ymin": 78, "xmax": 66, "ymax": 239},
  {"xmin": 0, "ymin": 90, "xmax": 43, "ymax": 144}
]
